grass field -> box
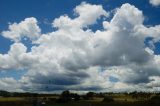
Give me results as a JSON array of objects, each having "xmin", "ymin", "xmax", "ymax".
[
  {"xmin": 0, "ymin": 97, "xmax": 25, "ymax": 102},
  {"xmin": 0, "ymin": 92, "xmax": 160, "ymax": 106}
]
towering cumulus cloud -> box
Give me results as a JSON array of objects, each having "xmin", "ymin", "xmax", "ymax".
[{"xmin": 0, "ymin": 2, "xmax": 160, "ymax": 92}]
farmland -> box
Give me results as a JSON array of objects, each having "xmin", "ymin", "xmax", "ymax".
[{"xmin": 0, "ymin": 90, "xmax": 160, "ymax": 106}]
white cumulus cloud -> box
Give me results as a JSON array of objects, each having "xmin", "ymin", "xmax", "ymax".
[
  {"xmin": 149, "ymin": 0, "xmax": 160, "ymax": 6},
  {"xmin": 0, "ymin": 2, "xmax": 160, "ymax": 92},
  {"xmin": 2, "ymin": 17, "xmax": 41, "ymax": 42}
]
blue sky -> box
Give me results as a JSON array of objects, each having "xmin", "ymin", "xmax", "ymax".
[{"xmin": 0, "ymin": 0, "xmax": 160, "ymax": 92}]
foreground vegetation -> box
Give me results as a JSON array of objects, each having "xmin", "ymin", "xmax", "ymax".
[{"xmin": 0, "ymin": 90, "xmax": 160, "ymax": 106}]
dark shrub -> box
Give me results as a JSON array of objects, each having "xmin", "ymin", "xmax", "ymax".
[
  {"xmin": 149, "ymin": 95, "xmax": 160, "ymax": 104},
  {"xmin": 103, "ymin": 96, "xmax": 114, "ymax": 103},
  {"xmin": 70, "ymin": 93, "xmax": 80, "ymax": 101},
  {"xmin": 56, "ymin": 90, "xmax": 80, "ymax": 103},
  {"xmin": 83, "ymin": 92, "xmax": 94, "ymax": 100}
]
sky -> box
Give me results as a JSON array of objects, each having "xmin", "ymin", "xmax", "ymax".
[{"xmin": 0, "ymin": 0, "xmax": 160, "ymax": 93}]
